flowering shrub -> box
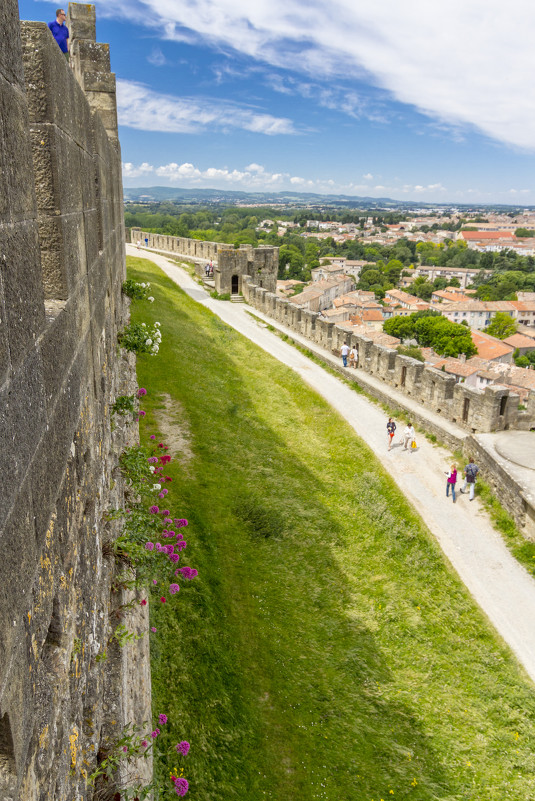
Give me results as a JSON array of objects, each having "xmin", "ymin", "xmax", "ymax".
[
  {"xmin": 89, "ymin": 716, "xmax": 190, "ymax": 799},
  {"xmin": 122, "ymin": 279, "xmax": 151, "ymax": 300},
  {"xmin": 118, "ymin": 321, "xmax": 162, "ymax": 355}
]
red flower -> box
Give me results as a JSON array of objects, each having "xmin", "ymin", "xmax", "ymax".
[{"xmin": 160, "ymin": 597, "xmax": 166, "ymax": 603}]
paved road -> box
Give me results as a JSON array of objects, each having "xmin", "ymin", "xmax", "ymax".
[{"xmin": 128, "ymin": 245, "xmax": 535, "ymax": 683}]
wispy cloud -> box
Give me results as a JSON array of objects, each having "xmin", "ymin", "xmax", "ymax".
[
  {"xmin": 116, "ymin": 79, "xmax": 298, "ymax": 135},
  {"xmin": 147, "ymin": 47, "xmax": 167, "ymax": 66},
  {"xmin": 106, "ymin": 0, "xmax": 535, "ymax": 150}
]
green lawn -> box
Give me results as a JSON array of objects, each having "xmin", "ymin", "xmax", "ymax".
[{"xmin": 127, "ymin": 256, "xmax": 535, "ymax": 801}]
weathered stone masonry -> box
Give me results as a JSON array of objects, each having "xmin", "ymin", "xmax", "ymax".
[{"xmin": 0, "ymin": 4, "xmax": 150, "ymax": 800}]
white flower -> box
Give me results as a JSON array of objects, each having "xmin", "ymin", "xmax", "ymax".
[
  {"xmin": 152, "ymin": 483, "xmax": 161, "ymax": 491},
  {"xmin": 154, "ymin": 322, "xmax": 160, "ymax": 327},
  {"xmin": 145, "ymin": 338, "xmax": 153, "ymax": 346},
  {"xmin": 152, "ymin": 345, "xmax": 159, "ymax": 353},
  {"xmin": 149, "ymin": 465, "xmax": 155, "ymax": 473},
  {"xmin": 141, "ymin": 322, "xmax": 146, "ymax": 327},
  {"xmin": 148, "ymin": 297, "xmax": 154, "ymax": 302}
]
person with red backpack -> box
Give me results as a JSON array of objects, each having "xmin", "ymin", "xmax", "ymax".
[{"xmin": 460, "ymin": 457, "xmax": 479, "ymax": 501}]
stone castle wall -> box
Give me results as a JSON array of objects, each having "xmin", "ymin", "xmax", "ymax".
[
  {"xmin": 131, "ymin": 228, "xmax": 279, "ymax": 294},
  {"xmin": 0, "ymin": 4, "xmax": 150, "ymax": 800},
  {"xmin": 241, "ymin": 279, "xmax": 535, "ymax": 435}
]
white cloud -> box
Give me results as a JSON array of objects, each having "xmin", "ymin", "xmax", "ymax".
[
  {"xmin": 147, "ymin": 47, "xmax": 167, "ymax": 66},
  {"xmin": 122, "ymin": 162, "xmax": 154, "ymax": 178},
  {"xmin": 116, "ymin": 79, "xmax": 297, "ymax": 135},
  {"xmin": 106, "ymin": 0, "xmax": 535, "ymax": 150},
  {"xmin": 362, "ymin": 173, "xmax": 373, "ymax": 181}
]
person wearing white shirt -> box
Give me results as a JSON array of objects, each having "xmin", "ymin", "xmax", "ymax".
[
  {"xmin": 340, "ymin": 342, "xmax": 349, "ymax": 367},
  {"xmin": 403, "ymin": 422, "xmax": 415, "ymax": 451}
]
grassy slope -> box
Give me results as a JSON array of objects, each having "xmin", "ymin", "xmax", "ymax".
[{"xmin": 127, "ymin": 256, "xmax": 535, "ymax": 801}]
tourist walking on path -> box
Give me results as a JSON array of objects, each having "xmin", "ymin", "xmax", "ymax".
[
  {"xmin": 341, "ymin": 342, "xmax": 349, "ymax": 368},
  {"xmin": 445, "ymin": 464, "xmax": 457, "ymax": 503},
  {"xmin": 403, "ymin": 421, "xmax": 415, "ymax": 451},
  {"xmin": 349, "ymin": 347, "xmax": 356, "ymax": 368},
  {"xmin": 387, "ymin": 418, "xmax": 396, "ymax": 451},
  {"xmin": 460, "ymin": 457, "xmax": 479, "ymax": 500}
]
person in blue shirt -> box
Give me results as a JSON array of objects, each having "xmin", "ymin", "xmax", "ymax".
[{"xmin": 48, "ymin": 9, "xmax": 69, "ymax": 58}]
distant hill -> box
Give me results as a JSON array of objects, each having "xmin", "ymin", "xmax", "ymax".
[{"xmin": 122, "ymin": 186, "xmax": 535, "ymax": 212}]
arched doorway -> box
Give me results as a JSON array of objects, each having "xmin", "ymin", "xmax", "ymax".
[{"xmin": 231, "ymin": 274, "xmax": 239, "ymax": 293}]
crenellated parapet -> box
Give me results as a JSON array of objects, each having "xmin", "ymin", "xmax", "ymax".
[{"xmin": 240, "ymin": 276, "xmax": 532, "ymax": 435}]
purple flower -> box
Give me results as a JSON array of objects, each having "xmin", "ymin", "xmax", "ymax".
[
  {"xmin": 149, "ymin": 506, "xmax": 159, "ymax": 514},
  {"xmin": 176, "ymin": 741, "xmax": 190, "ymax": 756},
  {"xmin": 158, "ymin": 713, "xmax": 168, "ymax": 725},
  {"xmin": 174, "ymin": 777, "xmax": 189, "ymax": 796},
  {"xmin": 167, "ymin": 530, "xmax": 175, "ymax": 537},
  {"xmin": 169, "ymin": 583, "xmax": 180, "ymax": 595},
  {"xmin": 164, "ymin": 545, "xmax": 174, "ymax": 555},
  {"xmin": 151, "ymin": 729, "xmax": 160, "ymax": 738},
  {"xmin": 176, "ymin": 519, "xmax": 188, "ymax": 528},
  {"xmin": 137, "ymin": 388, "xmax": 147, "ymax": 397},
  {"xmin": 176, "ymin": 541, "xmax": 187, "ymax": 551},
  {"xmin": 176, "ymin": 533, "xmax": 183, "ymax": 540},
  {"xmin": 170, "ymin": 553, "xmax": 180, "ymax": 563},
  {"xmin": 158, "ymin": 492, "xmax": 165, "ymax": 499},
  {"xmin": 148, "ymin": 456, "xmax": 158, "ymax": 464},
  {"xmin": 141, "ymin": 740, "xmax": 148, "ymax": 747},
  {"xmin": 150, "ymin": 434, "xmax": 156, "ymax": 440},
  {"xmin": 123, "ymin": 746, "xmax": 128, "ymax": 752},
  {"xmin": 160, "ymin": 488, "xmax": 168, "ymax": 496},
  {"xmin": 145, "ymin": 542, "xmax": 154, "ymax": 551},
  {"xmin": 138, "ymin": 410, "xmax": 146, "ymax": 417},
  {"xmin": 151, "ymin": 626, "xmax": 157, "ymax": 633},
  {"xmin": 156, "ymin": 543, "xmax": 163, "ymax": 552},
  {"xmin": 177, "ymin": 567, "xmax": 197, "ymax": 580},
  {"xmin": 153, "ymin": 579, "xmax": 158, "ymax": 585},
  {"xmin": 162, "ymin": 511, "xmax": 171, "ymax": 517}
]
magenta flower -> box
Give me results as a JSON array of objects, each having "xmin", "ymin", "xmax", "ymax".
[
  {"xmin": 151, "ymin": 627, "xmax": 157, "ymax": 633},
  {"xmin": 158, "ymin": 713, "xmax": 168, "ymax": 725},
  {"xmin": 150, "ymin": 434, "xmax": 156, "ymax": 440},
  {"xmin": 160, "ymin": 597, "xmax": 166, "ymax": 603},
  {"xmin": 140, "ymin": 599, "xmax": 147, "ymax": 606},
  {"xmin": 164, "ymin": 545, "xmax": 174, "ymax": 555},
  {"xmin": 149, "ymin": 506, "xmax": 159, "ymax": 514},
  {"xmin": 176, "ymin": 533, "xmax": 183, "ymax": 540},
  {"xmin": 176, "ymin": 519, "xmax": 188, "ymax": 528},
  {"xmin": 170, "ymin": 554, "xmax": 180, "ymax": 563},
  {"xmin": 167, "ymin": 530, "xmax": 175, "ymax": 537},
  {"xmin": 123, "ymin": 746, "xmax": 128, "ymax": 752},
  {"xmin": 174, "ymin": 777, "xmax": 189, "ymax": 796},
  {"xmin": 137, "ymin": 388, "xmax": 147, "ymax": 397},
  {"xmin": 169, "ymin": 583, "xmax": 180, "ymax": 595},
  {"xmin": 153, "ymin": 579, "xmax": 158, "ymax": 585},
  {"xmin": 165, "ymin": 476, "xmax": 172, "ymax": 482},
  {"xmin": 145, "ymin": 542, "xmax": 154, "ymax": 551},
  {"xmin": 151, "ymin": 729, "xmax": 160, "ymax": 738},
  {"xmin": 158, "ymin": 492, "xmax": 165, "ymax": 499},
  {"xmin": 176, "ymin": 741, "xmax": 190, "ymax": 756},
  {"xmin": 176, "ymin": 541, "xmax": 187, "ymax": 551},
  {"xmin": 177, "ymin": 567, "xmax": 197, "ymax": 580},
  {"xmin": 148, "ymin": 456, "xmax": 158, "ymax": 464},
  {"xmin": 141, "ymin": 740, "xmax": 148, "ymax": 747},
  {"xmin": 160, "ymin": 488, "xmax": 168, "ymax": 496},
  {"xmin": 138, "ymin": 410, "xmax": 146, "ymax": 417}
]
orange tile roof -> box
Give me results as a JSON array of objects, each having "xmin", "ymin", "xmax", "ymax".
[
  {"xmin": 503, "ymin": 334, "xmax": 535, "ymax": 349},
  {"xmin": 471, "ymin": 330, "xmax": 514, "ymax": 360},
  {"xmin": 461, "ymin": 231, "xmax": 515, "ymax": 240}
]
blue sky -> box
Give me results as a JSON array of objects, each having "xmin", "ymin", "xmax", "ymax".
[{"xmin": 20, "ymin": 0, "xmax": 535, "ymax": 204}]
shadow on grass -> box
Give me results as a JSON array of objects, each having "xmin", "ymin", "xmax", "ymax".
[{"xmin": 128, "ymin": 260, "xmax": 534, "ymax": 801}]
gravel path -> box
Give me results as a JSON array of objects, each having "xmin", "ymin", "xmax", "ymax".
[{"xmin": 129, "ymin": 245, "xmax": 535, "ymax": 684}]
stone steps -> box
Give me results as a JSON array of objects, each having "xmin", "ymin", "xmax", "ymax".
[{"xmin": 231, "ymin": 294, "xmax": 245, "ymax": 303}]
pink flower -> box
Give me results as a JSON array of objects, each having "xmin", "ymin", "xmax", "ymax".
[
  {"xmin": 177, "ymin": 567, "xmax": 197, "ymax": 580},
  {"xmin": 158, "ymin": 713, "xmax": 168, "ymax": 725},
  {"xmin": 176, "ymin": 741, "xmax": 190, "ymax": 756},
  {"xmin": 151, "ymin": 627, "xmax": 157, "ymax": 633},
  {"xmin": 160, "ymin": 488, "xmax": 168, "ymax": 496},
  {"xmin": 164, "ymin": 517, "xmax": 173, "ymax": 524},
  {"xmin": 137, "ymin": 388, "xmax": 147, "ymax": 397},
  {"xmin": 164, "ymin": 545, "xmax": 174, "ymax": 555},
  {"xmin": 145, "ymin": 542, "xmax": 154, "ymax": 551},
  {"xmin": 140, "ymin": 599, "xmax": 147, "ymax": 606},
  {"xmin": 170, "ymin": 554, "xmax": 180, "ymax": 563},
  {"xmin": 174, "ymin": 777, "xmax": 189, "ymax": 796},
  {"xmin": 158, "ymin": 443, "xmax": 165, "ymax": 448},
  {"xmin": 138, "ymin": 410, "xmax": 146, "ymax": 417},
  {"xmin": 148, "ymin": 456, "xmax": 158, "ymax": 464},
  {"xmin": 176, "ymin": 541, "xmax": 187, "ymax": 551},
  {"xmin": 165, "ymin": 476, "xmax": 172, "ymax": 482},
  {"xmin": 176, "ymin": 519, "xmax": 188, "ymax": 528},
  {"xmin": 169, "ymin": 583, "xmax": 180, "ymax": 595},
  {"xmin": 153, "ymin": 579, "xmax": 158, "ymax": 585},
  {"xmin": 167, "ymin": 530, "xmax": 175, "ymax": 537},
  {"xmin": 160, "ymin": 597, "xmax": 166, "ymax": 603},
  {"xmin": 150, "ymin": 435, "xmax": 156, "ymax": 440},
  {"xmin": 141, "ymin": 740, "xmax": 148, "ymax": 748},
  {"xmin": 151, "ymin": 729, "xmax": 160, "ymax": 738},
  {"xmin": 149, "ymin": 506, "xmax": 159, "ymax": 514},
  {"xmin": 158, "ymin": 492, "xmax": 165, "ymax": 499},
  {"xmin": 160, "ymin": 454, "xmax": 172, "ymax": 464}
]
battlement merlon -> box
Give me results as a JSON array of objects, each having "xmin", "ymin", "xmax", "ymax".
[{"xmin": 68, "ymin": 2, "xmax": 119, "ymax": 141}]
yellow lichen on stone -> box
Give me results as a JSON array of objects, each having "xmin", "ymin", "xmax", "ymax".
[
  {"xmin": 69, "ymin": 727, "xmax": 79, "ymax": 768},
  {"xmin": 39, "ymin": 725, "xmax": 49, "ymax": 749}
]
